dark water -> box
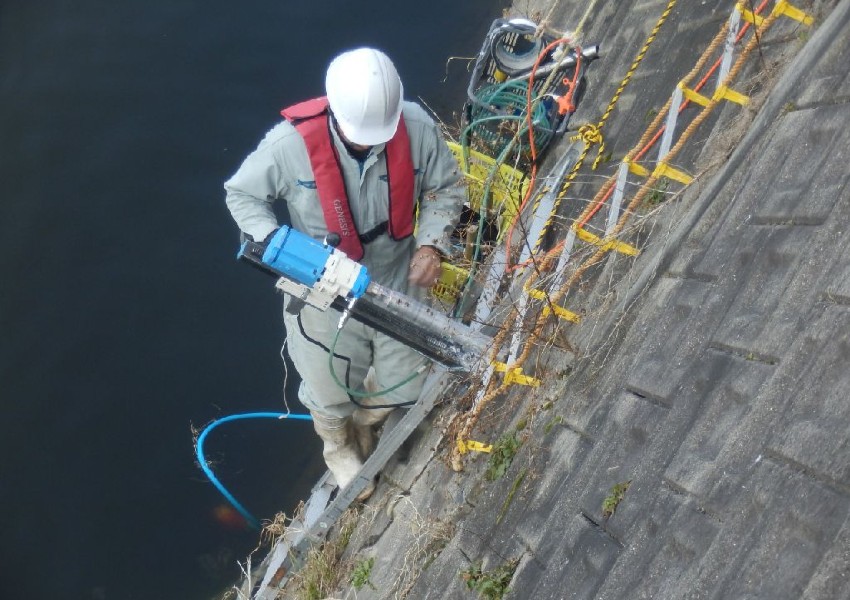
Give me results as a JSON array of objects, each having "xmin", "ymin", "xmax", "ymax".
[{"xmin": 0, "ymin": 2, "xmax": 500, "ymax": 598}]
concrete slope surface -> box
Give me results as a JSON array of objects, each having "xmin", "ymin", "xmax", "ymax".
[{"xmin": 274, "ymin": 1, "xmax": 850, "ymax": 598}]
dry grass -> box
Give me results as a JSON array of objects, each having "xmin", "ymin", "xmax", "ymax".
[
  {"xmin": 285, "ymin": 508, "xmax": 359, "ymax": 600},
  {"xmin": 388, "ymin": 495, "xmax": 457, "ymax": 600}
]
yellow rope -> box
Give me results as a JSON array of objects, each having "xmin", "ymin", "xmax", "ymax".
[
  {"xmin": 549, "ymin": 0, "xmax": 680, "ymax": 237},
  {"xmin": 589, "ymin": 0, "xmax": 678, "ymax": 169},
  {"xmin": 576, "ymin": 123, "xmax": 603, "ymax": 146},
  {"xmin": 523, "ymin": 0, "xmax": 678, "ymax": 281}
]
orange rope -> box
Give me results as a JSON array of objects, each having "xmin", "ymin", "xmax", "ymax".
[{"xmin": 503, "ymin": 37, "xmax": 578, "ymax": 271}]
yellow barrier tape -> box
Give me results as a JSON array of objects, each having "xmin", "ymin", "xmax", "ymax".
[
  {"xmin": 628, "ymin": 161, "xmax": 651, "ymax": 178},
  {"xmin": 492, "ymin": 362, "xmax": 541, "ymax": 387},
  {"xmin": 541, "ymin": 304, "xmax": 583, "ymax": 323},
  {"xmin": 774, "ymin": 0, "xmax": 814, "ymax": 25},
  {"xmin": 738, "ymin": 3, "xmax": 765, "ymax": 26},
  {"xmin": 575, "ymin": 227, "xmax": 640, "ymax": 256},
  {"xmin": 628, "ymin": 159, "xmax": 692, "ymax": 185},
  {"xmin": 653, "ymin": 162, "xmax": 694, "ymax": 185},
  {"xmin": 713, "ymin": 85, "xmax": 749, "ymax": 106},
  {"xmin": 682, "ymin": 83, "xmax": 748, "ymax": 107},
  {"xmin": 525, "ymin": 287, "xmax": 582, "ymax": 322},
  {"xmin": 680, "ymin": 84, "xmax": 711, "ymax": 107},
  {"xmin": 456, "ymin": 438, "xmax": 493, "ymax": 455}
]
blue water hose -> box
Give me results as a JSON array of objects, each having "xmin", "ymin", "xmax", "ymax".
[{"xmin": 195, "ymin": 412, "xmax": 313, "ymax": 530}]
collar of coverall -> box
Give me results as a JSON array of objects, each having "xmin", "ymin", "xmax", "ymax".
[{"xmin": 329, "ymin": 113, "xmax": 387, "ymax": 161}]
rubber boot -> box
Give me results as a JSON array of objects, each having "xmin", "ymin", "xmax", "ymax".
[
  {"xmin": 311, "ymin": 412, "xmax": 375, "ymax": 502},
  {"xmin": 352, "ymin": 408, "xmax": 387, "ymax": 460},
  {"xmin": 352, "ymin": 368, "xmax": 394, "ymax": 460}
]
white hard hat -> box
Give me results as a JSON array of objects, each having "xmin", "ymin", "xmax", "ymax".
[{"xmin": 325, "ymin": 48, "xmax": 404, "ymax": 146}]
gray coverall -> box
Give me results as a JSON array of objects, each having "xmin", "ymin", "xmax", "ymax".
[{"xmin": 224, "ymin": 101, "xmax": 463, "ymax": 419}]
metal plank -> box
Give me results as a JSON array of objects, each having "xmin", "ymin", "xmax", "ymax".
[
  {"xmin": 251, "ymin": 367, "xmax": 452, "ymax": 598},
  {"xmin": 606, "ymin": 161, "xmax": 631, "ymax": 236},
  {"xmin": 517, "ymin": 142, "xmax": 583, "ymax": 266},
  {"xmin": 472, "ymin": 246, "xmax": 508, "ymax": 329}
]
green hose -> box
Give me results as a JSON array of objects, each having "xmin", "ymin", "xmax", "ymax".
[
  {"xmin": 327, "ymin": 326, "xmax": 425, "ymax": 401},
  {"xmin": 464, "ymin": 79, "xmax": 553, "ymax": 161},
  {"xmin": 454, "ymin": 79, "xmax": 550, "ymax": 316}
]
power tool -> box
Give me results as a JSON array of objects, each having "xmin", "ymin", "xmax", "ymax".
[{"xmin": 237, "ymin": 226, "xmax": 490, "ymax": 372}]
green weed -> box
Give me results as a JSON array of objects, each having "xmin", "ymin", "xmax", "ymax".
[
  {"xmin": 485, "ymin": 432, "xmax": 522, "ymax": 481},
  {"xmin": 460, "ymin": 559, "xmax": 519, "ymax": 600},
  {"xmin": 602, "ymin": 481, "xmax": 632, "ymax": 517},
  {"xmin": 544, "ymin": 415, "xmax": 563, "ymax": 435},
  {"xmin": 496, "ymin": 468, "xmax": 528, "ymax": 525},
  {"xmin": 645, "ymin": 177, "xmax": 670, "ymax": 206},
  {"xmin": 351, "ymin": 557, "xmax": 376, "ymax": 591}
]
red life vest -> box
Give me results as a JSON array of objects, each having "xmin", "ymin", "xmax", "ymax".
[{"xmin": 280, "ymin": 97, "xmax": 415, "ymax": 261}]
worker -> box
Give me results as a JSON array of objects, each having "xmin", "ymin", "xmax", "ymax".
[{"xmin": 224, "ymin": 48, "xmax": 463, "ymax": 500}]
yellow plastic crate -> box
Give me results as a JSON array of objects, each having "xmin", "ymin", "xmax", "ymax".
[
  {"xmin": 448, "ymin": 142, "xmax": 529, "ymax": 242},
  {"xmin": 430, "ymin": 144, "xmax": 528, "ymax": 304},
  {"xmin": 431, "ymin": 261, "xmax": 470, "ymax": 304}
]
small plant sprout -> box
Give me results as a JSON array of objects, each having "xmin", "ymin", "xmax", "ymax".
[
  {"xmin": 602, "ymin": 480, "xmax": 632, "ymax": 517},
  {"xmin": 460, "ymin": 559, "xmax": 519, "ymax": 600},
  {"xmin": 351, "ymin": 557, "xmax": 376, "ymax": 591},
  {"xmin": 485, "ymin": 432, "xmax": 522, "ymax": 481}
]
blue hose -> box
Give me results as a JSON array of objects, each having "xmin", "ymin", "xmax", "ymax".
[{"xmin": 195, "ymin": 412, "xmax": 313, "ymax": 530}]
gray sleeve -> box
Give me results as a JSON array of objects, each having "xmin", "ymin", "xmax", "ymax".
[
  {"xmin": 223, "ymin": 127, "xmax": 290, "ymax": 243},
  {"xmin": 415, "ymin": 120, "xmax": 464, "ymax": 257}
]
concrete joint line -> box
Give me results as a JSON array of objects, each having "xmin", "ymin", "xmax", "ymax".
[
  {"xmin": 707, "ymin": 342, "xmax": 780, "ymax": 365},
  {"xmin": 762, "ymin": 449, "xmax": 850, "ymax": 498}
]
